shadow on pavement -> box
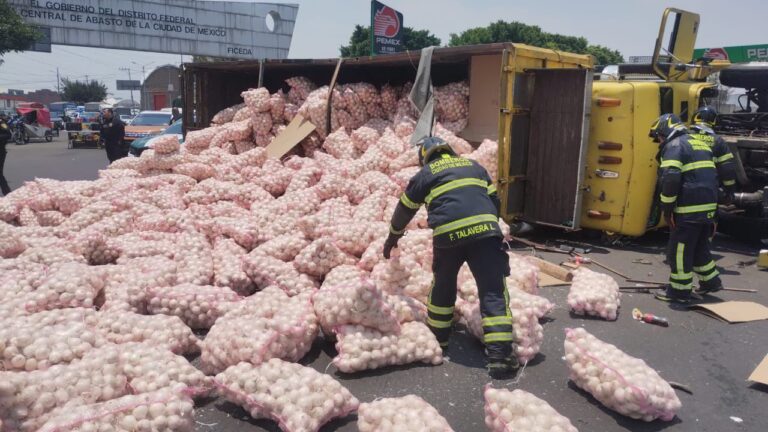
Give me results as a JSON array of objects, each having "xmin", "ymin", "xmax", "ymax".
[{"xmin": 567, "ymin": 381, "xmax": 683, "ymax": 431}]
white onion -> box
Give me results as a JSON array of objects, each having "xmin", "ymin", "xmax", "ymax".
[
  {"xmin": 484, "ymin": 386, "xmax": 578, "ymax": 432},
  {"xmin": 567, "ymin": 267, "xmax": 621, "ymax": 320},
  {"xmin": 358, "ymin": 395, "xmax": 453, "ymax": 432}
]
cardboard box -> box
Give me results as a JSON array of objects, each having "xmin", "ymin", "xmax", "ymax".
[
  {"xmin": 691, "ymin": 301, "xmax": 768, "ymax": 323},
  {"xmin": 748, "ymin": 354, "xmax": 768, "ymax": 387}
]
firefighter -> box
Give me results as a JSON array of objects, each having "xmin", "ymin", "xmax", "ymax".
[
  {"xmin": 650, "ymin": 114, "xmax": 724, "ymax": 304},
  {"xmin": 382, "ymin": 137, "xmax": 518, "ymax": 378},
  {"xmin": 688, "ymin": 106, "xmax": 738, "ymax": 203}
]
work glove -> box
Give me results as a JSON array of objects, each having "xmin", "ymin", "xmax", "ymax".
[{"xmin": 382, "ymin": 233, "xmax": 403, "ymax": 259}]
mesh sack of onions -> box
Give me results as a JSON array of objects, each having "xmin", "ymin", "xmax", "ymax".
[
  {"xmin": 211, "ymin": 102, "xmax": 245, "ymax": 125},
  {"xmin": 37, "ymin": 385, "xmax": 195, "ymax": 432},
  {"xmin": 211, "ymin": 216, "xmax": 266, "ymax": 250},
  {"xmin": 252, "ymin": 111, "xmax": 273, "ymax": 136},
  {"xmin": 241, "ymin": 87, "xmax": 271, "ymax": 112},
  {"xmin": 0, "ymin": 224, "xmax": 25, "ymax": 258},
  {"xmin": 152, "ymin": 134, "xmax": 181, "ymax": 155},
  {"xmin": 313, "ymin": 279, "xmax": 400, "ymax": 335},
  {"xmin": 484, "ymin": 386, "xmax": 578, "ymax": 432},
  {"xmin": 146, "ymin": 284, "xmax": 242, "ymax": 330},
  {"xmin": 23, "ymin": 263, "xmax": 105, "ymax": 313},
  {"xmin": 215, "ymin": 359, "xmax": 359, "ymax": 432},
  {"xmin": 358, "ymin": 395, "xmax": 453, "ymax": 432},
  {"xmin": 233, "ymin": 105, "xmax": 253, "ymax": 122},
  {"xmin": 212, "ymin": 238, "xmax": 255, "ymax": 296},
  {"xmin": 269, "ymin": 90, "xmax": 286, "ymax": 123},
  {"xmin": 286, "ymin": 76, "xmax": 316, "ymax": 104},
  {"xmin": 73, "ymin": 231, "xmax": 121, "ymax": 265},
  {"xmin": 509, "ymin": 253, "xmax": 540, "ymax": 294},
  {"xmin": 293, "ymin": 238, "xmax": 354, "ymax": 278},
  {"xmin": 467, "ymin": 139, "xmax": 499, "ymax": 182},
  {"xmin": 173, "ymin": 233, "xmax": 214, "ymax": 285},
  {"xmin": 457, "ymin": 297, "xmax": 543, "ymax": 365},
  {"xmin": 564, "ymin": 327, "xmax": 681, "ymax": 421},
  {"xmin": 242, "ymin": 252, "xmax": 319, "ymax": 295},
  {"xmin": 322, "ymin": 264, "xmax": 369, "ymax": 287},
  {"xmin": 432, "ymin": 124, "xmax": 474, "ymax": 156},
  {"xmin": 434, "ymin": 81, "xmax": 469, "ymax": 123},
  {"xmin": 385, "ymin": 293, "xmax": 428, "ymax": 324},
  {"xmin": 330, "ymin": 220, "xmax": 385, "ymax": 257},
  {"xmin": 351, "ymin": 124, "xmax": 381, "ymax": 153},
  {"xmin": 112, "ymin": 342, "xmax": 212, "ymax": 397},
  {"xmin": 0, "ymin": 351, "xmax": 130, "ymax": 431},
  {"xmin": 285, "ymin": 165, "xmax": 323, "ymax": 194},
  {"xmin": 567, "ymin": 267, "xmax": 621, "ymax": 320},
  {"xmin": 0, "ymin": 321, "xmax": 103, "ymax": 372},
  {"xmin": 314, "ymin": 172, "xmax": 349, "ymax": 201},
  {"xmin": 508, "ymin": 286, "xmax": 554, "ymax": 319},
  {"xmin": 322, "ymin": 127, "xmax": 358, "ymax": 160},
  {"xmin": 379, "ymin": 83, "xmax": 399, "ymax": 118},
  {"xmin": 0, "ymin": 199, "xmax": 20, "ymax": 222},
  {"xmin": 332, "ymin": 322, "xmax": 442, "ymax": 373},
  {"xmin": 358, "ymin": 237, "xmax": 387, "ymax": 271},
  {"xmin": 173, "ymin": 162, "xmax": 215, "ymax": 181},
  {"xmin": 253, "ymin": 233, "xmax": 310, "ymax": 262},
  {"xmin": 86, "ymin": 310, "xmax": 200, "ymax": 355},
  {"xmin": 200, "ymin": 287, "xmax": 318, "ymax": 374}
]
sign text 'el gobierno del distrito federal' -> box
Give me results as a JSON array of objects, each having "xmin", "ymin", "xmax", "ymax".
[{"xmin": 10, "ymin": 0, "xmax": 298, "ymax": 59}]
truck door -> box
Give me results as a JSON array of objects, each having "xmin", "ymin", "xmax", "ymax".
[{"xmin": 500, "ymin": 67, "xmax": 593, "ymax": 229}]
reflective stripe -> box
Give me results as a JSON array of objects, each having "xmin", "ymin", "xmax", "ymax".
[
  {"xmin": 425, "ymin": 178, "xmax": 488, "ymax": 205},
  {"xmin": 670, "ymin": 271, "xmax": 693, "ymax": 280},
  {"xmin": 482, "ymin": 316, "xmax": 513, "ymax": 327},
  {"xmin": 400, "ymin": 193, "xmax": 421, "ymax": 210},
  {"xmin": 670, "ymin": 281, "xmax": 693, "ymax": 290},
  {"xmin": 690, "ymin": 143, "xmax": 713, "ymax": 152},
  {"xmin": 715, "ymin": 153, "xmax": 734, "ymax": 163},
  {"xmin": 389, "ymin": 224, "xmax": 405, "ymax": 235},
  {"xmin": 433, "ymin": 214, "xmax": 498, "ymax": 237},
  {"xmin": 681, "ymin": 160, "xmax": 716, "ymax": 172},
  {"xmin": 723, "ymin": 179, "xmax": 736, "ymax": 186},
  {"xmin": 660, "ymin": 159, "xmax": 683, "ymax": 169},
  {"xmin": 676, "ymin": 242, "xmax": 685, "ymax": 277},
  {"xmin": 698, "ymin": 269, "xmax": 720, "ymax": 282},
  {"xmin": 427, "ymin": 317, "xmax": 453, "ymax": 328},
  {"xmin": 660, "ymin": 194, "xmax": 677, "ymax": 204},
  {"xmin": 693, "ymin": 261, "xmax": 716, "ymax": 273},
  {"xmin": 487, "ymin": 184, "xmax": 497, "ymax": 195},
  {"xmin": 484, "ymin": 332, "xmax": 515, "ymax": 343},
  {"xmin": 428, "ymin": 303, "xmax": 454, "ymax": 316},
  {"xmin": 674, "ymin": 203, "xmax": 718, "ymax": 214}
]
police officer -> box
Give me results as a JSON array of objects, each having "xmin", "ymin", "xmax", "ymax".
[
  {"xmin": 650, "ymin": 114, "xmax": 725, "ymax": 304},
  {"xmin": 100, "ymin": 108, "xmax": 126, "ymax": 163},
  {"xmin": 0, "ymin": 113, "xmax": 12, "ymax": 195},
  {"xmin": 688, "ymin": 106, "xmax": 738, "ymax": 202},
  {"xmin": 382, "ymin": 137, "xmax": 518, "ymax": 378}
]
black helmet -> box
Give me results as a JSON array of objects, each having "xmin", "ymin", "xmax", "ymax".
[
  {"xmin": 417, "ymin": 136, "xmax": 456, "ymax": 166},
  {"xmin": 692, "ymin": 106, "xmax": 717, "ymax": 126},
  {"xmin": 649, "ymin": 113, "xmax": 686, "ymax": 144}
]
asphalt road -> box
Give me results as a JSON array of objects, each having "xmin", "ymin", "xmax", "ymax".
[{"xmin": 4, "ymin": 138, "xmax": 768, "ymax": 432}]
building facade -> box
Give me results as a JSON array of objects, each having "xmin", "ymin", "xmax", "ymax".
[{"xmin": 141, "ymin": 65, "xmax": 181, "ymax": 111}]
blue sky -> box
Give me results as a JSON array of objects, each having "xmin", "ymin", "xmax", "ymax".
[{"xmin": 1, "ymin": 0, "xmax": 766, "ymax": 100}]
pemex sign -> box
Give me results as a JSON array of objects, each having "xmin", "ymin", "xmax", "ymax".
[
  {"xmin": 694, "ymin": 44, "xmax": 768, "ymax": 64},
  {"xmin": 370, "ymin": 0, "xmax": 404, "ymax": 55},
  {"xmin": 8, "ymin": 0, "xmax": 298, "ymax": 60}
]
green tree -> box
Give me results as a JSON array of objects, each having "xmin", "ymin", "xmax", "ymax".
[
  {"xmin": 449, "ymin": 20, "xmax": 624, "ymax": 65},
  {"xmin": 340, "ymin": 25, "xmax": 441, "ymax": 57},
  {"xmin": 61, "ymin": 79, "xmax": 108, "ymax": 104},
  {"xmin": 0, "ymin": 0, "xmax": 41, "ymax": 56}
]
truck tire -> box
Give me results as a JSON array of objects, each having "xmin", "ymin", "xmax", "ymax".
[
  {"xmin": 717, "ymin": 211, "xmax": 768, "ymax": 244},
  {"xmin": 719, "ymin": 66, "xmax": 768, "ymax": 89}
]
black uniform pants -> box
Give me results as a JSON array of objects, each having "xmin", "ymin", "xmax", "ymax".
[
  {"xmin": 105, "ymin": 140, "xmax": 127, "ymax": 163},
  {"xmin": 667, "ymin": 219, "xmax": 722, "ymax": 293},
  {"xmin": 427, "ymin": 236, "xmax": 514, "ymax": 359},
  {"xmin": 0, "ymin": 143, "xmax": 10, "ymax": 195}
]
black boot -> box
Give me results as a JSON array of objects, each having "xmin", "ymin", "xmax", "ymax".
[{"xmin": 486, "ymin": 344, "xmax": 520, "ymax": 379}]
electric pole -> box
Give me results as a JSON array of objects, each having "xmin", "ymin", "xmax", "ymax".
[
  {"xmin": 119, "ymin": 67, "xmax": 135, "ymax": 104},
  {"xmin": 56, "ymin": 68, "xmax": 60, "ymax": 95}
]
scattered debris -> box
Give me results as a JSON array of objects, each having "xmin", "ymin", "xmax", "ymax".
[{"xmin": 632, "ymin": 308, "xmax": 669, "ymax": 327}]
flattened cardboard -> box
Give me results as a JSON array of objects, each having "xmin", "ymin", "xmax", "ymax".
[
  {"xmin": 748, "ymin": 354, "xmax": 768, "ymax": 386},
  {"xmin": 691, "ymin": 301, "xmax": 768, "ymax": 323},
  {"xmin": 539, "ymin": 272, "xmax": 570, "ymax": 287},
  {"xmin": 265, "ymin": 114, "xmax": 316, "ymax": 159}
]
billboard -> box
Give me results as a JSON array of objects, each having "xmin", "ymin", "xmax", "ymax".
[
  {"xmin": 694, "ymin": 44, "xmax": 768, "ymax": 64},
  {"xmin": 8, "ymin": 0, "xmax": 298, "ymax": 60},
  {"xmin": 116, "ymin": 80, "xmax": 142, "ymax": 91},
  {"xmin": 370, "ymin": 0, "xmax": 403, "ymax": 55}
]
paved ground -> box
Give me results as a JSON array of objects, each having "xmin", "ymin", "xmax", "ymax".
[{"xmin": 4, "ymin": 139, "xmax": 767, "ymax": 431}]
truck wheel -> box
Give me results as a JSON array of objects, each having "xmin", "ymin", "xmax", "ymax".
[
  {"xmin": 45, "ymin": 132, "xmax": 53, "ymax": 142},
  {"xmin": 720, "ymin": 66, "xmax": 768, "ymax": 89}
]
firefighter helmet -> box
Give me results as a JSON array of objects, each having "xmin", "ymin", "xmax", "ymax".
[
  {"xmin": 692, "ymin": 106, "xmax": 717, "ymax": 126},
  {"xmin": 649, "ymin": 113, "xmax": 687, "ymax": 144},
  {"xmin": 417, "ymin": 136, "xmax": 456, "ymax": 166}
]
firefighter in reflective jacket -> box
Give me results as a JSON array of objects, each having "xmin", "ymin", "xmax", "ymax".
[
  {"xmin": 382, "ymin": 137, "xmax": 518, "ymax": 378},
  {"xmin": 688, "ymin": 106, "xmax": 738, "ymax": 203},
  {"xmin": 650, "ymin": 114, "xmax": 725, "ymax": 304}
]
